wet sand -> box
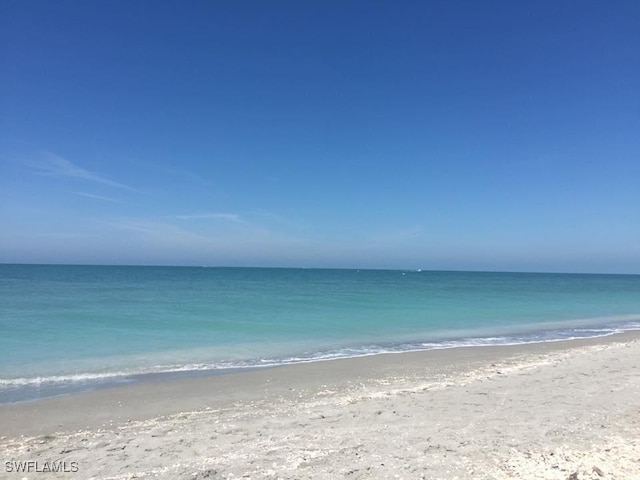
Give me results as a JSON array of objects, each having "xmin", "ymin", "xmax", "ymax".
[{"xmin": 1, "ymin": 331, "xmax": 639, "ymax": 479}]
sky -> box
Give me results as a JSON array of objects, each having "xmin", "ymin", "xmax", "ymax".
[{"xmin": 1, "ymin": 1, "xmax": 639, "ymax": 273}]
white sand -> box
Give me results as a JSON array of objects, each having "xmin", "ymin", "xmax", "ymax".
[{"xmin": 1, "ymin": 332, "xmax": 639, "ymax": 479}]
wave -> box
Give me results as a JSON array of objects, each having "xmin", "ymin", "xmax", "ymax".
[{"xmin": 2, "ymin": 319, "xmax": 639, "ymax": 390}]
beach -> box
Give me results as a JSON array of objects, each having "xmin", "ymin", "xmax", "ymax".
[{"xmin": 1, "ymin": 331, "xmax": 639, "ymax": 479}]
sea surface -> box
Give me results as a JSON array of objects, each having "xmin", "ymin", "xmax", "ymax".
[{"xmin": 1, "ymin": 264, "xmax": 639, "ymax": 403}]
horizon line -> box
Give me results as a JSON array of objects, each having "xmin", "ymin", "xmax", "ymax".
[{"xmin": 0, "ymin": 262, "xmax": 638, "ymax": 276}]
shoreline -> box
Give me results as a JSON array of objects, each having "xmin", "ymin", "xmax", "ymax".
[
  {"xmin": 3, "ymin": 319, "xmax": 638, "ymax": 405},
  {"xmin": 1, "ymin": 331, "xmax": 639, "ymax": 478},
  {"xmin": 1, "ymin": 330, "xmax": 639, "ymax": 434}
]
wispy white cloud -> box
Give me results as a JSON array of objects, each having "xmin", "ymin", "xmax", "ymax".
[
  {"xmin": 170, "ymin": 213, "xmax": 242, "ymax": 222},
  {"xmin": 161, "ymin": 166, "xmax": 221, "ymax": 190},
  {"xmin": 104, "ymin": 214, "xmax": 303, "ymax": 247},
  {"xmin": 369, "ymin": 226, "xmax": 424, "ymax": 244},
  {"xmin": 104, "ymin": 219, "xmax": 214, "ymax": 243},
  {"xmin": 88, "ymin": 216, "xmax": 312, "ymax": 267},
  {"xmin": 29, "ymin": 152, "xmax": 137, "ymax": 191},
  {"xmin": 73, "ymin": 191, "xmax": 120, "ymax": 203}
]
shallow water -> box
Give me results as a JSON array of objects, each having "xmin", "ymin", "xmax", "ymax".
[{"xmin": 1, "ymin": 264, "xmax": 639, "ymax": 402}]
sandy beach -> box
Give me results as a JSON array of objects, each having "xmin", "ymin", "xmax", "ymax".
[{"xmin": 1, "ymin": 331, "xmax": 639, "ymax": 479}]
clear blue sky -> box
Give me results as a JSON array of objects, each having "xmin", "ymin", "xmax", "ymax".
[{"xmin": 1, "ymin": 1, "xmax": 639, "ymax": 272}]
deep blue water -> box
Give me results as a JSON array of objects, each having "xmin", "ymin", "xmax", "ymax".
[{"xmin": 1, "ymin": 264, "xmax": 639, "ymax": 402}]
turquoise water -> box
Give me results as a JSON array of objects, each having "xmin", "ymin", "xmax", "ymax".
[{"xmin": 1, "ymin": 264, "xmax": 639, "ymax": 403}]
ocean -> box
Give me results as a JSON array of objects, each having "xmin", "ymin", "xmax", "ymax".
[{"xmin": 1, "ymin": 264, "xmax": 639, "ymax": 403}]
